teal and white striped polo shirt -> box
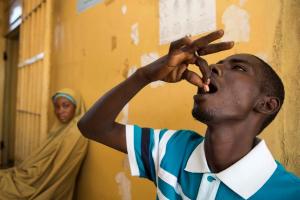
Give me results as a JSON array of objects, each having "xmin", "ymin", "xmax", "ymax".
[{"xmin": 126, "ymin": 124, "xmax": 300, "ymax": 200}]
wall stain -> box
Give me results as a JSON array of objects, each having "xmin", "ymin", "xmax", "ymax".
[
  {"xmin": 122, "ymin": 59, "xmax": 130, "ymax": 79},
  {"xmin": 111, "ymin": 36, "xmax": 117, "ymax": 51},
  {"xmin": 105, "ymin": 0, "xmax": 115, "ymax": 6}
]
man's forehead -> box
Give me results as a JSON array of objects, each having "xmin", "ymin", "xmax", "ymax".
[
  {"xmin": 219, "ymin": 53, "xmax": 261, "ymax": 67},
  {"xmin": 218, "ymin": 53, "xmax": 260, "ymax": 65}
]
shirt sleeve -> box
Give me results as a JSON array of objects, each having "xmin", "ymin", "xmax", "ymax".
[
  {"xmin": 126, "ymin": 124, "xmax": 162, "ymax": 182},
  {"xmin": 126, "ymin": 124, "xmax": 203, "ymax": 186}
]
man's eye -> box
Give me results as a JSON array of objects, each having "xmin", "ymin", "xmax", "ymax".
[{"xmin": 232, "ymin": 65, "xmax": 246, "ymax": 72}]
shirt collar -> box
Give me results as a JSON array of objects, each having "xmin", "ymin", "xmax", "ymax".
[{"xmin": 184, "ymin": 140, "xmax": 277, "ymax": 199}]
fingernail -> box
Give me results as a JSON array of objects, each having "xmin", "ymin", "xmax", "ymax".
[
  {"xmin": 195, "ymin": 50, "xmax": 201, "ymax": 57},
  {"xmin": 229, "ymin": 41, "xmax": 234, "ymax": 46},
  {"xmin": 204, "ymin": 84, "xmax": 209, "ymax": 92},
  {"xmin": 206, "ymin": 78, "xmax": 210, "ymax": 85},
  {"xmin": 218, "ymin": 29, "xmax": 224, "ymax": 34}
]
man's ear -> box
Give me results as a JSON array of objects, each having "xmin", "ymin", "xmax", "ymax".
[{"xmin": 254, "ymin": 96, "xmax": 281, "ymax": 115}]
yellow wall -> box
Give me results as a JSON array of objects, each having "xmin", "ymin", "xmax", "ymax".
[
  {"xmin": 49, "ymin": 0, "xmax": 300, "ymax": 199},
  {"xmin": 277, "ymin": 0, "xmax": 300, "ymax": 174}
]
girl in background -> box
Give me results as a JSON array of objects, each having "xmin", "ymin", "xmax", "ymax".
[{"xmin": 0, "ymin": 88, "xmax": 88, "ymax": 200}]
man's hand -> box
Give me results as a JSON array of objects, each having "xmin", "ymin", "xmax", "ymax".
[{"xmin": 139, "ymin": 30, "xmax": 234, "ymax": 89}]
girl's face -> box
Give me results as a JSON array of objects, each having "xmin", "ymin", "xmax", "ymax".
[{"xmin": 53, "ymin": 96, "xmax": 76, "ymax": 123}]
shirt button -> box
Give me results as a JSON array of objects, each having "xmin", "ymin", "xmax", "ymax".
[{"xmin": 207, "ymin": 175, "xmax": 216, "ymax": 182}]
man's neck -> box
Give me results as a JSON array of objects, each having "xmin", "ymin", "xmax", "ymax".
[{"xmin": 204, "ymin": 121, "xmax": 259, "ymax": 173}]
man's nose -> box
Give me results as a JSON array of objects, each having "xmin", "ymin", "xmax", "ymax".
[{"xmin": 210, "ymin": 64, "xmax": 222, "ymax": 76}]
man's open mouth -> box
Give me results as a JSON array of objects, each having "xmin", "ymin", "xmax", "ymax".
[{"xmin": 208, "ymin": 82, "xmax": 218, "ymax": 94}]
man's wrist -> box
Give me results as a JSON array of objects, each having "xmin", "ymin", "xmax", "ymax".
[{"xmin": 134, "ymin": 68, "xmax": 152, "ymax": 86}]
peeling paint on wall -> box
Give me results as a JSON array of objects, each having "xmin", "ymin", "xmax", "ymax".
[
  {"xmin": 54, "ymin": 17, "xmax": 64, "ymax": 50},
  {"xmin": 121, "ymin": 4, "xmax": 127, "ymax": 15},
  {"xmin": 114, "ymin": 156, "xmax": 131, "ymax": 199},
  {"xmin": 123, "ymin": 155, "xmax": 130, "ymax": 170},
  {"xmin": 221, "ymin": 5, "xmax": 250, "ymax": 42},
  {"xmin": 159, "ymin": 0, "xmax": 216, "ymax": 44},
  {"xmin": 121, "ymin": 59, "xmax": 130, "ymax": 78},
  {"xmin": 140, "ymin": 52, "xmax": 166, "ymax": 88},
  {"xmin": 239, "ymin": 0, "xmax": 247, "ymax": 6},
  {"xmin": 130, "ymin": 23, "xmax": 139, "ymax": 45},
  {"xmin": 120, "ymin": 103, "xmax": 129, "ymax": 124},
  {"xmin": 104, "ymin": 0, "xmax": 115, "ymax": 6},
  {"xmin": 77, "ymin": 0, "xmax": 102, "ymax": 13},
  {"xmin": 150, "ymin": 81, "xmax": 166, "ymax": 88},
  {"xmin": 115, "ymin": 172, "xmax": 132, "ymax": 200},
  {"xmin": 111, "ymin": 36, "xmax": 117, "ymax": 50},
  {"xmin": 140, "ymin": 52, "xmax": 159, "ymax": 66}
]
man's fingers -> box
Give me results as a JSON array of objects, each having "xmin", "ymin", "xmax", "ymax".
[
  {"xmin": 169, "ymin": 35, "xmax": 193, "ymax": 53},
  {"xmin": 177, "ymin": 64, "xmax": 188, "ymax": 80},
  {"xmin": 195, "ymin": 58, "xmax": 211, "ymax": 84},
  {"xmin": 196, "ymin": 41, "xmax": 234, "ymax": 56},
  {"xmin": 182, "ymin": 69, "xmax": 204, "ymax": 87},
  {"xmin": 167, "ymin": 50, "xmax": 194, "ymax": 68},
  {"xmin": 191, "ymin": 30, "xmax": 224, "ymax": 50}
]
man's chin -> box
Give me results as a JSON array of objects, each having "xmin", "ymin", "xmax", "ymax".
[{"xmin": 192, "ymin": 107, "xmax": 215, "ymax": 123}]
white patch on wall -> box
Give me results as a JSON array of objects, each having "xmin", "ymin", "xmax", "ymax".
[
  {"xmin": 54, "ymin": 17, "xmax": 64, "ymax": 50},
  {"xmin": 255, "ymin": 52, "xmax": 269, "ymax": 63},
  {"xmin": 221, "ymin": 5, "xmax": 250, "ymax": 42},
  {"xmin": 239, "ymin": 0, "xmax": 247, "ymax": 6},
  {"xmin": 120, "ymin": 103, "xmax": 129, "ymax": 124},
  {"xmin": 140, "ymin": 52, "xmax": 159, "ymax": 66},
  {"xmin": 159, "ymin": 0, "xmax": 216, "ymax": 44},
  {"xmin": 141, "ymin": 52, "xmax": 166, "ymax": 88},
  {"xmin": 130, "ymin": 23, "xmax": 139, "ymax": 45},
  {"xmin": 77, "ymin": 0, "xmax": 102, "ymax": 13},
  {"xmin": 150, "ymin": 81, "xmax": 166, "ymax": 88},
  {"xmin": 115, "ymin": 172, "xmax": 132, "ymax": 200},
  {"xmin": 121, "ymin": 4, "xmax": 127, "ymax": 15},
  {"xmin": 123, "ymin": 155, "xmax": 130, "ymax": 170}
]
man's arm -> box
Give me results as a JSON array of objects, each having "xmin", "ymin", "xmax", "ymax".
[{"xmin": 77, "ymin": 30, "xmax": 233, "ymax": 153}]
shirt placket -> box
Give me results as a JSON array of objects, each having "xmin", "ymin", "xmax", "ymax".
[{"xmin": 196, "ymin": 173, "xmax": 220, "ymax": 200}]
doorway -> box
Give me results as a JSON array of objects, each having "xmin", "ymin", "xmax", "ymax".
[{"xmin": 1, "ymin": 27, "xmax": 19, "ymax": 167}]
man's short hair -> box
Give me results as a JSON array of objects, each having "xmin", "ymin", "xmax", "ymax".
[{"xmin": 254, "ymin": 55, "xmax": 285, "ymax": 131}]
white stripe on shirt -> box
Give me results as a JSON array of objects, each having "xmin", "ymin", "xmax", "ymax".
[
  {"xmin": 158, "ymin": 130, "xmax": 176, "ymax": 164},
  {"xmin": 152, "ymin": 129, "xmax": 160, "ymax": 184},
  {"xmin": 126, "ymin": 125, "xmax": 140, "ymax": 176}
]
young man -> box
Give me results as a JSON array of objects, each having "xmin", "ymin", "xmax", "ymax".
[{"xmin": 78, "ymin": 30, "xmax": 300, "ymax": 199}]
